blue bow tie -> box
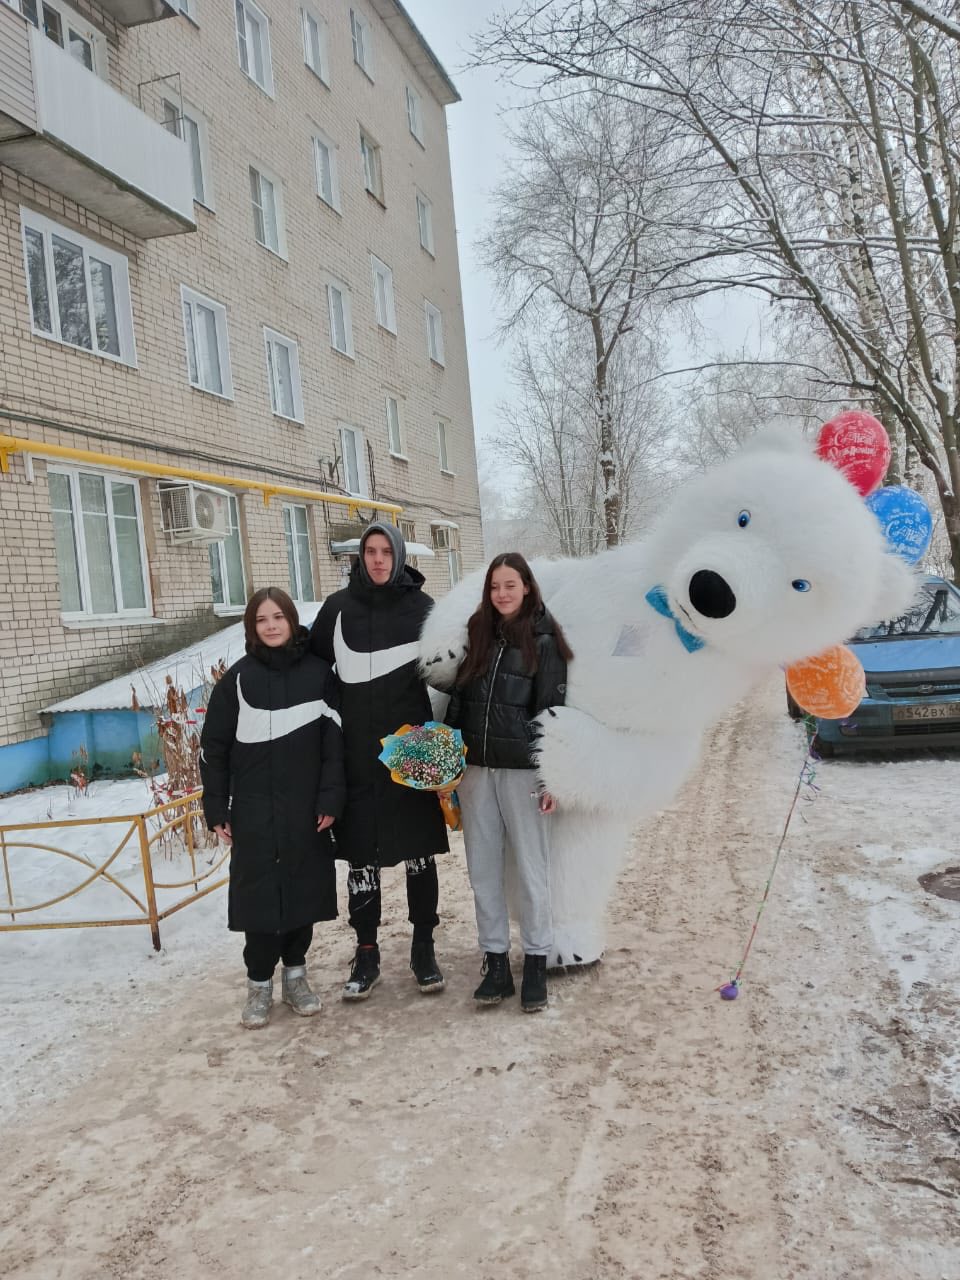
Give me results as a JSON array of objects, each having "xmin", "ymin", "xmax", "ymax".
[{"xmin": 645, "ymin": 585, "xmax": 705, "ymax": 653}]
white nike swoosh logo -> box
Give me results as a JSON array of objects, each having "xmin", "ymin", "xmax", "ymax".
[
  {"xmin": 235, "ymin": 677, "xmax": 341, "ymax": 744},
  {"xmin": 333, "ymin": 612, "xmax": 420, "ymax": 684}
]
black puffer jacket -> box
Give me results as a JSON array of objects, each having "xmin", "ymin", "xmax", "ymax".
[
  {"xmin": 199, "ymin": 629, "xmax": 345, "ymax": 934},
  {"xmin": 447, "ymin": 610, "xmax": 567, "ymax": 770},
  {"xmin": 309, "ymin": 564, "xmax": 450, "ymax": 868}
]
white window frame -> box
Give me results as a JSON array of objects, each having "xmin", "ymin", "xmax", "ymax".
[
  {"xmin": 235, "ymin": 0, "xmax": 274, "ymax": 97},
  {"xmin": 360, "ymin": 129, "xmax": 384, "ymax": 202},
  {"xmin": 263, "ymin": 327, "xmax": 304, "ymax": 423},
  {"xmin": 209, "ymin": 494, "xmax": 246, "ymax": 613},
  {"xmin": 16, "ymin": 0, "xmax": 106, "ymax": 79},
  {"xmin": 350, "ymin": 7, "xmax": 373, "ymax": 79},
  {"xmin": 249, "ymin": 164, "xmax": 287, "ymax": 258},
  {"xmin": 385, "ymin": 394, "xmax": 405, "ymax": 458},
  {"xmin": 173, "ymin": 0, "xmax": 198, "ymax": 22},
  {"xmin": 161, "ymin": 98, "xmax": 214, "ymax": 211},
  {"xmin": 283, "ymin": 503, "xmax": 317, "ymax": 604},
  {"xmin": 425, "ymin": 300, "xmax": 445, "ymax": 366},
  {"xmin": 326, "ymin": 280, "xmax": 354, "ymax": 358},
  {"xmin": 180, "ymin": 284, "xmax": 233, "ymax": 399},
  {"xmin": 338, "ymin": 423, "xmax": 368, "ymax": 498},
  {"xmin": 313, "ymin": 130, "xmax": 341, "ymax": 212},
  {"xmin": 399, "ymin": 517, "xmax": 418, "ymax": 568},
  {"xmin": 416, "ymin": 190, "xmax": 434, "ymax": 255},
  {"xmin": 370, "ymin": 255, "xmax": 397, "ymax": 334},
  {"xmin": 437, "ymin": 419, "xmax": 453, "ymax": 474},
  {"xmin": 405, "ymin": 85, "xmax": 424, "ymax": 145},
  {"xmin": 21, "ymin": 207, "xmax": 137, "ymax": 367},
  {"xmin": 48, "ymin": 464, "xmax": 152, "ymax": 622},
  {"xmin": 432, "ymin": 521, "xmax": 462, "ymax": 586},
  {"xmin": 301, "ymin": 5, "xmax": 329, "ymax": 84}
]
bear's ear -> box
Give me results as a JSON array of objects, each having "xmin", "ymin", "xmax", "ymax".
[
  {"xmin": 738, "ymin": 424, "xmax": 814, "ymax": 459},
  {"xmin": 872, "ymin": 552, "xmax": 919, "ymax": 624}
]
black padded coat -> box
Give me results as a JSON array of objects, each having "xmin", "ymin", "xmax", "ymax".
[
  {"xmin": 308, "ymin": 565, "xmax": 450, "ymax": 868},
  {"xmin": 446, "ymin": 609, "xmax": 568, "ymax": 770},
  {"xmin": 199, "ymin": 629, "xmax": 345, "ymax": 933}
]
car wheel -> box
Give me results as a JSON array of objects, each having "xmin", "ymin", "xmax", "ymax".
[
  {"xmin": 786, "ymin": 690, "xmax": 804, "ymax": 720},
  {"xmin": 811, "ymin": 734, "xmax": 834, "ymax": 758}
]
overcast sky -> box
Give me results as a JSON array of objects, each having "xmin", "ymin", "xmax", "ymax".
[{"xmin": 405, "ymin": 3, "xmax": 768, "ymax": 463}]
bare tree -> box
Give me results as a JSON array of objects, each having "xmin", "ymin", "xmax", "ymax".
[
  {"xmin": 476, "ymin": 0, "xmax": 960, "ymax": 580},
  {"xmin": 480, "ymin": 89, "xmax": 686, "ymax": 547}
]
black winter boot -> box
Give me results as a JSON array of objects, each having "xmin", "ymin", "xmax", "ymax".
[
  {"xmin": 410, "ymin": 939, "xmax": 445, "ymax": 994},
  {"xmin": 342, "ymin": 944, "xmax": 381, "ymax": 1001},
  {"xmin": 521, "ymin": 954, "xmax": 548, "ymax": 1013},
  {"xmin": 473, "ymin": 952, "xmax": 515, "ymax": 1006}
]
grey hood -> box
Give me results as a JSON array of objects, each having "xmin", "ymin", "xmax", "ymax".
[{"xmin": 357, "ymin": 520, "xmax": 407, "ymax": 588}]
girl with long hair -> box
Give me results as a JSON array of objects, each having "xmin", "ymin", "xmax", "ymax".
[
  {"xmin": 200, "ymin": 587, "xmax": 344, "ymax": 1029},
  {"xmin": 447, "ymin": 554, "xmax": 572, "ymax": 1012}
]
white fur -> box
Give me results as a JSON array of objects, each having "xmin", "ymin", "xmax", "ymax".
[{"xmin": 420, "ymin": 434, "xmax": 916, "ymax": 966}]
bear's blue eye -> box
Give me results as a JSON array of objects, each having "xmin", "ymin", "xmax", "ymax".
[
  {"xmin": 792, "ymin": 579, "xmax": 812, "ymax": 593},
  {"xmin": 737, "ymin": 510, "xmax": 751, "ymax": 528}
]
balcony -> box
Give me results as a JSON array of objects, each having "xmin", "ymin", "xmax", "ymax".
[
  {"xmin": 0, "ymin": 8, "xmax": 195, "ymax": 237},
  {"xmin": 99, "ymin": 0, "xmax": 178, "ymax": 24}
]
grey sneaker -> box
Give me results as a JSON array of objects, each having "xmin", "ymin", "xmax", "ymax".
[
  {"xmin": 241, "ymin": 979, "xmax": 273, "ymax": 1029},
  {"xmin": 281, "ymin": 965, "xmax": 321, "ymax": 1016}
]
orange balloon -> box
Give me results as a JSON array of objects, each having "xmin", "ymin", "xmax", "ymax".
[{"xmin": 785, "ymin": 645, "xmax": 866, "ymax": 719}]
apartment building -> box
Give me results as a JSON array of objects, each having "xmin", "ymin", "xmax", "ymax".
[{"xmin": 0, "ymin": 0, "xmax": 482, "ymax": 789}]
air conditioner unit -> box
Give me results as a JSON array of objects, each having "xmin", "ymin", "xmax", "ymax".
[{"xmin": 160, "ymin": 483, "xmax": 231, "ymax": 542}]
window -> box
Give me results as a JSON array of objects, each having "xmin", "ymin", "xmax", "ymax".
[
  {"xmin": 327, "ymin": 280, "xmax": 354, "ymax": 357},
  {"xmin": 249, "ymin": 165, "xmax": 285, "ymax": 257},
  {"xmin": 18, "ymin": 0, "xmax": 103, "ymax": 77},
  {"xmin": 370, "ymin": 255, "xmax": 397, "ymax": 333},
  {"xmin": 263, "ymin": 328, "xmax": 304, "ymax": 422},
  {"xmin": 385, "ymin": 395, "xmax": 404, "ymax": 456},
  {"xmin": 338, "ymin": 424, "xmax": 367, "ymax": 497},
  {"xmin": 360, "ymin": 130, "xmax": 383, "ymax": 202},
  {"xmin": 181, "ymin": 285, "xmax": 233, "ymax": 398},
  {"xmin": 405, "ymin": 85, "xmax": 424, "ymax": 145},
  {"xmin": 235, "ymin": 0, "xmax": 274, "ymax": 96},
  {"xmin": 161, "ymin": 99, "xmax": 213, "ymax": 209},
  {"xmin": 49, "ymin": 467, "xmax": 150, "ymax": 619},
  {"xmin": 209, "ymin": 495, "xmax": 246, "ymax": 610},
  {"xmin": 350, "ymin": 8, "xmax": 372, "ymax": 78},
  {"xmin": 425, "ymin": 301, "xmax": 445, "ymax": 365},
  {"xmin": 172, "ymin": 0, "xmax": 197, "ymax": 20},
  {"xmin": 21, "ymin": 209, "xmax": 136, "ymax": 366},
  {"xmin": 313, "ymin": 131, "xmax": 341, "ymax": 211},
  {"xmin": 416, "ymin": 191, "xmax": 434, "ymax": 255},
  {"xmin": 301, "ymin": 6, "xmax": 329, "ymax": 83},
  {"xmin": 283, "ymin": 504, "xmax": 316, "ymax": 603},
  {"xmin": 432, "ymin": 523, "xmax": 462, "ymax": 587},
  {"xmin": 400, "ymin": 517, "xmax": 417, "ymax": 568},
  {"xmin": 437, "ymin": 419, "xmax": 453, "ymax": 473}
]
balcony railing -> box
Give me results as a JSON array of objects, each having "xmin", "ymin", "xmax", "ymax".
[{"xmin": 0, "ymin": 6, "xmax": 196, "ymax": 237}]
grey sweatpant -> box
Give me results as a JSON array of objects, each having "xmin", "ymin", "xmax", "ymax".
[{"xmin": 458, "ymin": 765, "xmax": 553, "ymax": 956}]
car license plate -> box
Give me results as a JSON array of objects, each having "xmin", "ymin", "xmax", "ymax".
[{"xmin": 892, "ymin": 703, "xmax": 957, "ymax": 722}]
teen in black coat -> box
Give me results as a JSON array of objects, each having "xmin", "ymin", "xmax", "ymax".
[
  {"xmin": 309, "ymin": 522, "xmax": 449, "ymax": 1001},
  {"xmin": 200, "ymin": 588, "xmax": 344, "ymax": 1028}
]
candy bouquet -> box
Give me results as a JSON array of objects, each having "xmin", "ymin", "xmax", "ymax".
[{"xmin": 377, "ymin": 721, "xmax": 467, "ymax": 830}]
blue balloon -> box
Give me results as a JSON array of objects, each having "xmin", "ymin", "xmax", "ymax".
[{"xmin": 865, "ymin": 485, "xmax": 933, "ymax": 564}]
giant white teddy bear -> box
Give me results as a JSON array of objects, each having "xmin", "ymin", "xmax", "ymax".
[{"xmin": 420, "ymin": 430, "xmax": 915, "ymax": 968}]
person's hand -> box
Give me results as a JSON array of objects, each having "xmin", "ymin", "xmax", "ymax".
[
  {"xmin": 214, "ymin": 822, "xmax": 232, "ymax": 845},
  {"xmin": 538, "ymin": 792, "xmax": 557, "ymax": 815},
  {"xmin": 317, "ymin": 814, "xmax": 335, "ymax": 832}
]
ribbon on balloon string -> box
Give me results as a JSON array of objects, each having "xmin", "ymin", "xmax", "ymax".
[{"xmin": 716, "ymin": 748, "xmax": 820, "ymax": 1001}]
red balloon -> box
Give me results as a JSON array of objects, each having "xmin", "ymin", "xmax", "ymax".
[{"xmin": 816, "ymin": 412, "xmax": 891, "ymax": 496}]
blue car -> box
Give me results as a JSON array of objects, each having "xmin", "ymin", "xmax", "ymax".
[{"xmin": 797, "ymin": 575, "xmax": 960, "ymax": 755}]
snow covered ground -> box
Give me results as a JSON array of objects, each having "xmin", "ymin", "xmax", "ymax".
[{"xmin": 1, "ymin": 679, "xmax": 958, "ymax": 1279}]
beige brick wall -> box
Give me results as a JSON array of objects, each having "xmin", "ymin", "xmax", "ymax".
[{"xmin": 0, "ymin": 0, "xmax": 483, "ymax": 749}]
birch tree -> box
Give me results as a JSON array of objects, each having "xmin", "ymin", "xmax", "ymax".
[
  {"xmin": 476, "ymin": 0, "xmax": 960, "ymax": 580},
  {"xmin": 480, "ymin": 90, "xmax": 685, "ymax": 547}
]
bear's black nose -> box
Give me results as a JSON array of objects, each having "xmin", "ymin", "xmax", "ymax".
[{"xmin": 689, "ymin": 569, "xmax": 736, "ymax": 619}]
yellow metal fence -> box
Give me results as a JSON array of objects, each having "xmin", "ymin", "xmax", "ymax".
[{"xmin": 0, "ymin": 791, "xmax": 228, "ymax": 950}]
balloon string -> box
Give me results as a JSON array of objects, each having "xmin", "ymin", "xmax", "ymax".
[{"xmin": 716, "ymin": 747, "xmax": 818, "ymax": 994}]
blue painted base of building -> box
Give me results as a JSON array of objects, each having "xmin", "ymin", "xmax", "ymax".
[{"xmin": 0, "ymin": 709, "xmax": 161, "ymax": 794}]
